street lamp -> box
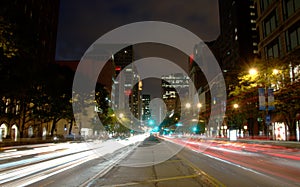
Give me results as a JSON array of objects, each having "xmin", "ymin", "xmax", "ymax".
[
  {"xmin": 249, "ymin": 67, "xmax": 277, "ymax": 139},
  {"xmin": 272, "ymin": 69, "xmax": 279, "ymax": 75},
  {"xmin": 224, "ymin": 125, "xmax": 228, "ymax": 137},
  {"xmin": 233, "ymin": 103, "xmax": 239, "ymax": 109},
  {"xmin": 197, "ymin": 103, "xmax": 202, "ymax": 108},
  {"xmin": 249, "ymin": 68, "xmax": 258, "ymax": 76},
  {"xmin": 185, "ymin": 103, "xmax": 191, "ymax": 109},
  {"xmin": 243, "ymin": 125, "xmax": 248, "ymax": 137}
]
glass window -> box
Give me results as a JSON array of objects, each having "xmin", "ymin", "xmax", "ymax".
[
  {"xmin": 287, "ymin": 0, "xmax": 294, "ymax": 17},
  {"xmin": 285, "ymin": 22, "xmax": 300, "ymax": 52},
  {"xmin": 290, "ymin": 30, "xmax": 298, "ymax": 49},
  {"xmin": 260, "ymin": 0, "xmax": 274, "ymax": 12},
  {"xmin": 296, "ymin": 0, "xmax": 300, "ymax": 10},
  {"xmin": 283, "ymin": 0, "xmax": 300, "ymax": 19},
  {"xmin": 265, "ymin": 38, "xmax": 280, "ymax": 59},
  {"xmin": 263, "ymin": 10, "xmax": 278, "ymax": 37}
]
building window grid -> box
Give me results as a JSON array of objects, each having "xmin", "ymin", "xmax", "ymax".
[
  {"xmin": 285, "ymin": 23, "xmax": 300, "ymax": 52},
  {"xmin": 265, "ymin": 38, "xmax": 281, "ymax": 59},
  {"xmin": 262, "ymin": 9, "xmax": 278, "ymax": 37},
  {"xmin": 260, "ymin": 0, "xmax": 275, "ymax": 12},
  {"xmin": 283, "ymin": 0, "xmax": 300, "ymax": 20}
]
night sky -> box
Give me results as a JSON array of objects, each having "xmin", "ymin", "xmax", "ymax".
[{"xmin": 55, "ymin": 0, "xmax": 220, "ymax": 61}]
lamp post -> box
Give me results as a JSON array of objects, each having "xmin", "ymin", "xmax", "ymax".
[
  {"xmin": 250, "ymin": 67, "xmax": 277, "ymax": 140},
  {"xmin": 243, "ymin": 125, "xmax": 248, "ymax": 137},
  {"xmin": 233, "ymin": 103, "xmax": 240, "ymax": 137},
  {"xmin": 224, "ymin": 125, "xmax": 228, "ymax": 137}
]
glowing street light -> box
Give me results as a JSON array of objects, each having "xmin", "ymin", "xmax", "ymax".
[
  {"xmin": 185, "ymin": 103, "xmax": 191, "ymax": 109},
  {"xmin": 272, "ymin": 69, "xmax": 279, "ymax": 75},
  {"xmin": 233, "ymin": 103, "xmax": 239, "ymax": 109},
  {"xmin": 249, "ymin": 68, "xmax": 258, "ymax": 76}
]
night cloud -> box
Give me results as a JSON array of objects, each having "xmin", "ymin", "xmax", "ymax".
[{"xmin": 56, "ymin": 0, "xmax": 219, "ymax": 60}]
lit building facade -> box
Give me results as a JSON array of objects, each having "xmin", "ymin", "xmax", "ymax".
[
  {"xmin": 161, "ymin": 73, "xmax": 190, "ymax": 112},
  {"xmin": 111, "ymin": 46, "xmax": 142, "ymax": 120},
  {"xmin": 141, "ymin": 94, "xmax": 151, "ymax": 121},
  {"xmin": 255, "ymin": 0, "xmax": 300, "ymax": 140}
]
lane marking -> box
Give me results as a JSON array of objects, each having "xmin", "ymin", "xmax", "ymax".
[
  {"xmin": 79, "ymin": 143, "xmax": 140, "ymax": 187},
  {"xmin": 177, "ymin": 153, "xmax": 226, "ymax": 187},
  {"xmin": 188, "ymin": 147, "xmax": 300, "ymax": 184},
  {"xmin": 101, "ymin": 174, "xmax": 200, "ymax": 187}
]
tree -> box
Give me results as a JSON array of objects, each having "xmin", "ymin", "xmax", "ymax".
[
  {"xmin": 0, "ymin": 16, "xmax": 18, "ymax": 62},
  {"xmin": 36, "ymin": 64, "xmax": 74, "ymax": 136},
  {"xmin": 230, "ymin": 58, "xmax": 300, "ymax": 140}
]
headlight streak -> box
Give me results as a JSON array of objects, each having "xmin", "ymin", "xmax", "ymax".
[{"xmin": 0, "ymin": 136, "xmax": 144, "ymax": 186}]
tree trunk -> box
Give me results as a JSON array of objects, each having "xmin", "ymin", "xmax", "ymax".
[
  {"xmin": 50, "ymin": 117, "xmax": 60, "ymax": 136},
  {"xmin": 69, "ymin": 120, "xmax": 73, "ymax": 135},
  {"xmin": 19, "ymin": 100, "xmax": 27, "ymax": 138},
  {"xmin": 288, "ymin": 122, "xmax": 297, "ymax": 141}
]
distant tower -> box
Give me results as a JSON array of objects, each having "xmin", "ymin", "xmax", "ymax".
[
  {"xmin": 111, "ymin": 46, "xmax": 142, "ymax": 120},
  {"xmin": 161, "ymin": 73, "xmax": 190, "ymax": 113},
  {"xmin": 141, "ymin": 94, "xmax": 151, "ymax": 121}
]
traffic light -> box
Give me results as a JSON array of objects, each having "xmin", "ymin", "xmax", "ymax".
[
  {"xmin": 176, "ymin": 122, "xmax": 183, "ymax": 127},
  {"xmin": 148, "ymin": 119, "xmax": 155, "ymax": 126}
]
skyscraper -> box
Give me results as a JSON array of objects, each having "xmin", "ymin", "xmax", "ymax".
[
  {"xmin": 215, "ymin": 0, "xmax": 259, "ymax": 91},
  {"xmin": 161, "ymin": 73, "xmax": 190, "ymax": 112},
  {"xmin": 141, "ymin": 94, "xmax": 151, "ymax": 121},
  {"xmin": 1, "ymin": 0, "xmax": 60, "ymax": 64},
  {"xmin": 255, "ymin": 0, "xmax": 300, "ymax": 61},
  {"xmin": 111, "ymin": 46, "xmax": 142, "ymax": 120}
]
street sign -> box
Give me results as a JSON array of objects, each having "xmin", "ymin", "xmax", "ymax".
[
  {"xmin": 268, "ymin": 88, "xmax": 275, "ymax": 110},
  {"xmin": 266, "ymin": 115, "xmax": 271, "ymax": 124},
  {"xmin": 258, "ymin": 88, "xmax": 266, "ymax": 110}
]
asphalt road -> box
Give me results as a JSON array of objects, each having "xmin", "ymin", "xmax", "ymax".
[
  {"xmin": 1, "ymin": 135, "xmax": 299, "ymax": 187},
  {"xmin": 85, "ymin": 136, "xmax": 299, "ymax": 187}
]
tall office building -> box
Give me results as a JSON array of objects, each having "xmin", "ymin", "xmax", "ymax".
[
  {"xmin": 255, "ymin": 0, "xmax": 300, "ymax": 140},
  {"xmin": 141, "ymin": 94, "xmax": 151, "ymax": 121},
  {"xmin": 0, "ymin": 0, "xmax": 60, "ymax": 139},
  {"xmin": 255, "ymin": 0, "xmax": 300, "ymax": 61},
  {"xmin": 161, "ymin": 73, "xmax": 190, "ymax": 112},
  {"xmin": 1, "ymin": 0, "xmax": 60, "ymax": 65},
  {"xmin": 111, "ymin": 46, "xmax": 142, "ymax": 120},
  {"xmin": 215, "ymin": 0, "xmax": 259, "ymax": 91}
]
